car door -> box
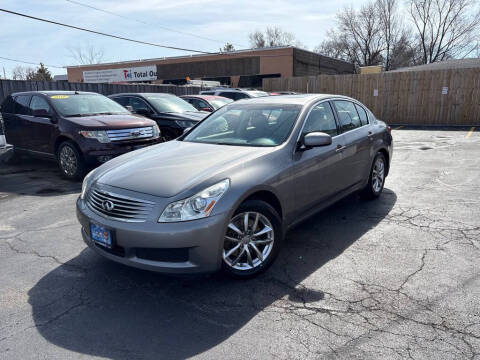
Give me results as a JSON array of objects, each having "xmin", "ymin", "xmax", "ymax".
[
  {"xmin": 291, "ymin": 101, "xmax": 348, "ymax": 216},
  {"xmin": 0, "ymin": 96, "xmax": 18, "ymax": 146},
  {"xmin": 5, "ymin": 95, "xmax": 32, "ymax": 149},
  {"xmin": 332, "ymin": 100, "xmax": 371, "ymax": 187},
  {"xmin": 29, "ymin": 95, "xmax": 56, "ymax": 154}
]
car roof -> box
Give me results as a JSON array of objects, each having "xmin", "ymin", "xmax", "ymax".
[
  {"xmin": 109, "ymin": 93, "xmax": 174, "ymax": 98},
  {"xmin": 233, "ymin": 94, "xmax": 354, "ymax": 106},
  {"xmin": 10, "ymin": 90, "xmax": 98, "ymax": 97},
  {"xmin": 180, "ymin": 95, "xmax": 229, "ymax": 100}
]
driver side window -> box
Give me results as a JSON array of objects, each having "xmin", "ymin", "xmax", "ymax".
[
  {"xmin": 129, "ymin": 97, "xmax": 151, "ymax": 113},
  {"xmin": 302, "ymin": 102, "xmax": 338, "ymax": 137}
]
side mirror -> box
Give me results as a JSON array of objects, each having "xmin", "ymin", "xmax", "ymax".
[
  {"xmin": 125, "ymin": 105, "xmax": 134, "ymax": 112},
  {"xmin": 183, "ymin": 127, "xmax": 192, "ymax": 134},
  {"xmin": 200, "ymin": 107, "xmax": 212, "ymax": 112},
  {"xmin": 32, "ymin": 109, "xmax": 51, "ymax": 118},
  {"xmin": 302, "ymin": 132, "xmax": 332, "ymax": 148}
]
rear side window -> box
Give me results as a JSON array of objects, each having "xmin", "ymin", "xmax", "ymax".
[
  {"xmin": 333, "ymin": 100, "xmax": 361, "ymax": 133},
  {"xmin": 14, "ymin": 95, "xmax": 32, "ymax": 115},
  {"xmin": 1, "ymin": 96, "xmax": 15, "ymax": 113},
  {"xmin": 354, "ymin": 104, "xmax": 368, "ymax": 125},
  {"xmin": 233, "ymin": 93, "xmax": 249, "ymax": 100},
  {"xmin": 302, "ymin": 102, "xmax": 338, "ymax": 136},
  {"xmin": 201, "ymin": 91, "xmax": 214, "ymax": 95}
]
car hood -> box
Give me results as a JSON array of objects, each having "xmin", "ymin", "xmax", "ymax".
[
  {"xmin": 94, "ymin": 141, "xmax": 273, "ymax": 198},
  {"xmin": 65, "ymin": 114, "xmax": 155, "ymax": 129},
  {"xmin": 154, "ymin": 111, "xmax": 208, "ymax": 122}
]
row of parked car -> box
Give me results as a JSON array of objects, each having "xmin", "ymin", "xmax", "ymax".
[
  {"xmin": 1, "ymin": 86, "xmax": 393, "ymax": 277},
  {"xmin": 0, "ymin": 89, "xmax": 263, "ymax": 179}
]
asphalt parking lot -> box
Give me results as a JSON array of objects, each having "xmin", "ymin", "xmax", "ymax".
[{"xmin": 0, "ymin": 127, "xmax": 479, "ymax": 359}]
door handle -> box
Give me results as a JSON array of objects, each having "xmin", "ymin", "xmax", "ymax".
[{"xmin": 336, "ymin": 144, "xmax": 346, "ymax": 152}]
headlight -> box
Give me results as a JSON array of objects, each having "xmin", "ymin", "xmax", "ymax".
[
  {"xmin": 152, "ymin": 124, "xmax": 160, "ymax": 138},
  {"xmin": 79, "ymin": 130, "xmax": 110, "ymax": 143},
  {"xmin": 175, "ymin": 120, "xmax": 197, "ymax": 128},
  {"xmin": 80, "ymin": 170, "xmax": 95, "ymax": 200},
  {"xmin": 158, "ymin": 179, "xmax": 230, "ymax": 222}
]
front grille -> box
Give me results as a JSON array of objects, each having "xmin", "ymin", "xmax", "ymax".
[
  {"xmin": 106, "ymin": 127, "xmax": 153, "ymax": 142},
  {"xmin": 87, "ymin": 188, "xmax": 155, "ymax": 222}
]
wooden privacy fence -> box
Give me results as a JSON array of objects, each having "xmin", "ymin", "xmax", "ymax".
[
  {"xmin": 263, "ymin": 68, "xmax": 480, "ymax": 126},
  {"xmin": 0, "ymin": 80, "xmax": 200, "ymax": 105}
]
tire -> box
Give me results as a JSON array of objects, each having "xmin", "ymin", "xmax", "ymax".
[
  {"xmin": 221, "ymin": 200, "xmax": 283, "ymax": 278},
  {"xmin": 361, "ymin": 152, "xmax": 386, "ymax": 200},
  {"xmin": 57, "ymin": 141, "xmax": 86, "ymax": 181},
  {"xmin": 2, "ymin": 148, "xmax": 20, "ymax": 164}
]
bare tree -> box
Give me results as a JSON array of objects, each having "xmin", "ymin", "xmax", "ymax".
[
  {"xmin": 409, "ymin": 0, "xmax": 480, "ymax": 63},
  {"xmin": 316, "ymin": 4, "xmax": 385, "ymax": 66},
  {"xmin": 249, "ymin": 27, "xmax": 298, "ymax": 48},
  {"xmin": 69, "ymin": 45, "xmax": 105, "ymax": 65},
  {"xmin": 220, "ymin": 43, "xmax": 235, "ymax": 53},
  {"xmin": 11, "ymin": 65, "xmax": 36, "ymax": 80},
  {"xmin": 316, "ymin": 0, "xmax": 420, "ymax": 69}
]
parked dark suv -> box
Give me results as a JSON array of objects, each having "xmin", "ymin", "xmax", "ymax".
[
  {"xmin": 0, "ymin": 91, "xmax": 160, "ymax": 179},
  {"xmin": 109, "ymin": 93, "xmax": 208, "ymax": 141}
]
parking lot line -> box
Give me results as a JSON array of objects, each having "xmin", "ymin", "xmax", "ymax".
[{"xmin": 466, "ymin": 127, "xmax": 475, "ymax": 139}]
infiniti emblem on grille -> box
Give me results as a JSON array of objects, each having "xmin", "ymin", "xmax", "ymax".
[{"xmin": 102, "ymin": 200, "xmax": 115, "ymax": 211}]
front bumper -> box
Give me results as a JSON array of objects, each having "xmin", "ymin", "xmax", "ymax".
[
  {"xmin": 79, "ymin": 137, "xmax": 161, "ymax": 164},
  {"xmin": 76, "ymin": 198, "xmax": 228, "ymax": 274}
]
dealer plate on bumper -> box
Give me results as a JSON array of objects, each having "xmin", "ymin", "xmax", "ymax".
[{"xmin": 90, "ymin": 223, "xmax": 112, "ymax": 248}]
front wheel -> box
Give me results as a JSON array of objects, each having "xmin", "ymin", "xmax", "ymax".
[
  {"xmin": 361, "ymin": 152, "xmax": 386, "ymax": 200},
  {"xmin": 221, "ymin": 200, "xmax": 283, "ymax": 278},
  {"xmin": 57, "ymin": 141, "xmax": 86, "ymax": 180}
]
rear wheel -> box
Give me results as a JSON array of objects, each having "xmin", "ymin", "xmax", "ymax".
[
  {"xmin": 57, "ymin": 141, "xmax": 86, "ymax": 180},
  {"xmin": 361, "ymin": 152, "xmax": 386, "ymax": 199},
  {"xmin": 221, "ymin": 200, "xmax": 283, "ymax": 278}
]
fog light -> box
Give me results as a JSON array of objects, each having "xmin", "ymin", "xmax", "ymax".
[{"xmin": 98, "ymin": 155, "xmax": 112, "ymax": 163}]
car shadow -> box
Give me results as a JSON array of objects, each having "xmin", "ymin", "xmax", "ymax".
[
  {"xmin": 28, "ymin": 189, "xmax": 397, "ymax": 359},
  {"xmin": 0, "ymin": 156, "xmax": 81, "ymax": 197}
]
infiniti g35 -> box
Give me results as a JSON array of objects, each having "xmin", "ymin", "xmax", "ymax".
[{"xmin": 76, "ymin": 94, "xmax": 393, "ymax": 278}]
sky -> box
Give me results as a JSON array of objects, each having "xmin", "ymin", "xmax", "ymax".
[{"xmin": 0, "ymin": 0, "xmax": 369, "ymax": 77}]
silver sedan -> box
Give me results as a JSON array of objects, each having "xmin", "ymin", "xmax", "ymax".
[{"xmin": 76, "ymin": 94, "xmax": 393, "ymax": 278}]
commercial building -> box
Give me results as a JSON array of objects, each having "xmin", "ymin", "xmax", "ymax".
[{"xmin": 66, "ymin": 47, "xmax": 355, "ymax": 88}]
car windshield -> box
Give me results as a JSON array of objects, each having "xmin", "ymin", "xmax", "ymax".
[
  {"xmin": 183, "ymin": 103, "xmax": 301, "ymax": 147},
  {"xmin": 210, "ymin": 98, "xmax": 234, "ymax": 109},
  {"xmin": 49, "ymin": 94, "xmax": 129, "ymax": 117},
  {"xmin": 146, "ymin": 95, "xmax": 197, "ymax": 113}
]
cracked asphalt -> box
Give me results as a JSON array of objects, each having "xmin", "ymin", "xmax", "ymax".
[{"xmin": 0, "ymin": 128, "xmax": 479, "ymax": 359}]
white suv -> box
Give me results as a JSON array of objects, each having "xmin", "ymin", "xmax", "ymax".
[{"xmin": 200, "ymin": 88, "xmax": 269, "ymax": 101}]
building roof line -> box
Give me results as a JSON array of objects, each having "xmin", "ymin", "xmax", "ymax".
[{"xmin": 66, "ymin": 46, "xmax": 354, "ymax": 69}]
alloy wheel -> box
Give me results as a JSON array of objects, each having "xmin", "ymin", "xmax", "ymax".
[
  {"xmin": 372, "ymin": 157, "xmax": 385, "ymax": 193},
  {"xmin": 223, "ymin": 211, "xmax": 275, "ymax": 271},
  {"xmin": 59, "ymin": 145, "xmax": 78, "ymax": 177}
]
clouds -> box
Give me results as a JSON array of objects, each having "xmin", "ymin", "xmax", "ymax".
[{"xmin": 0, "ymin": 0, "xmax": 368, "ymax": 76}]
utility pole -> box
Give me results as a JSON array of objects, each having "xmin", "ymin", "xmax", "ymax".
[{"xmin": 2, "ymin": 67, "xmax": 6, "ymax": 80}]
